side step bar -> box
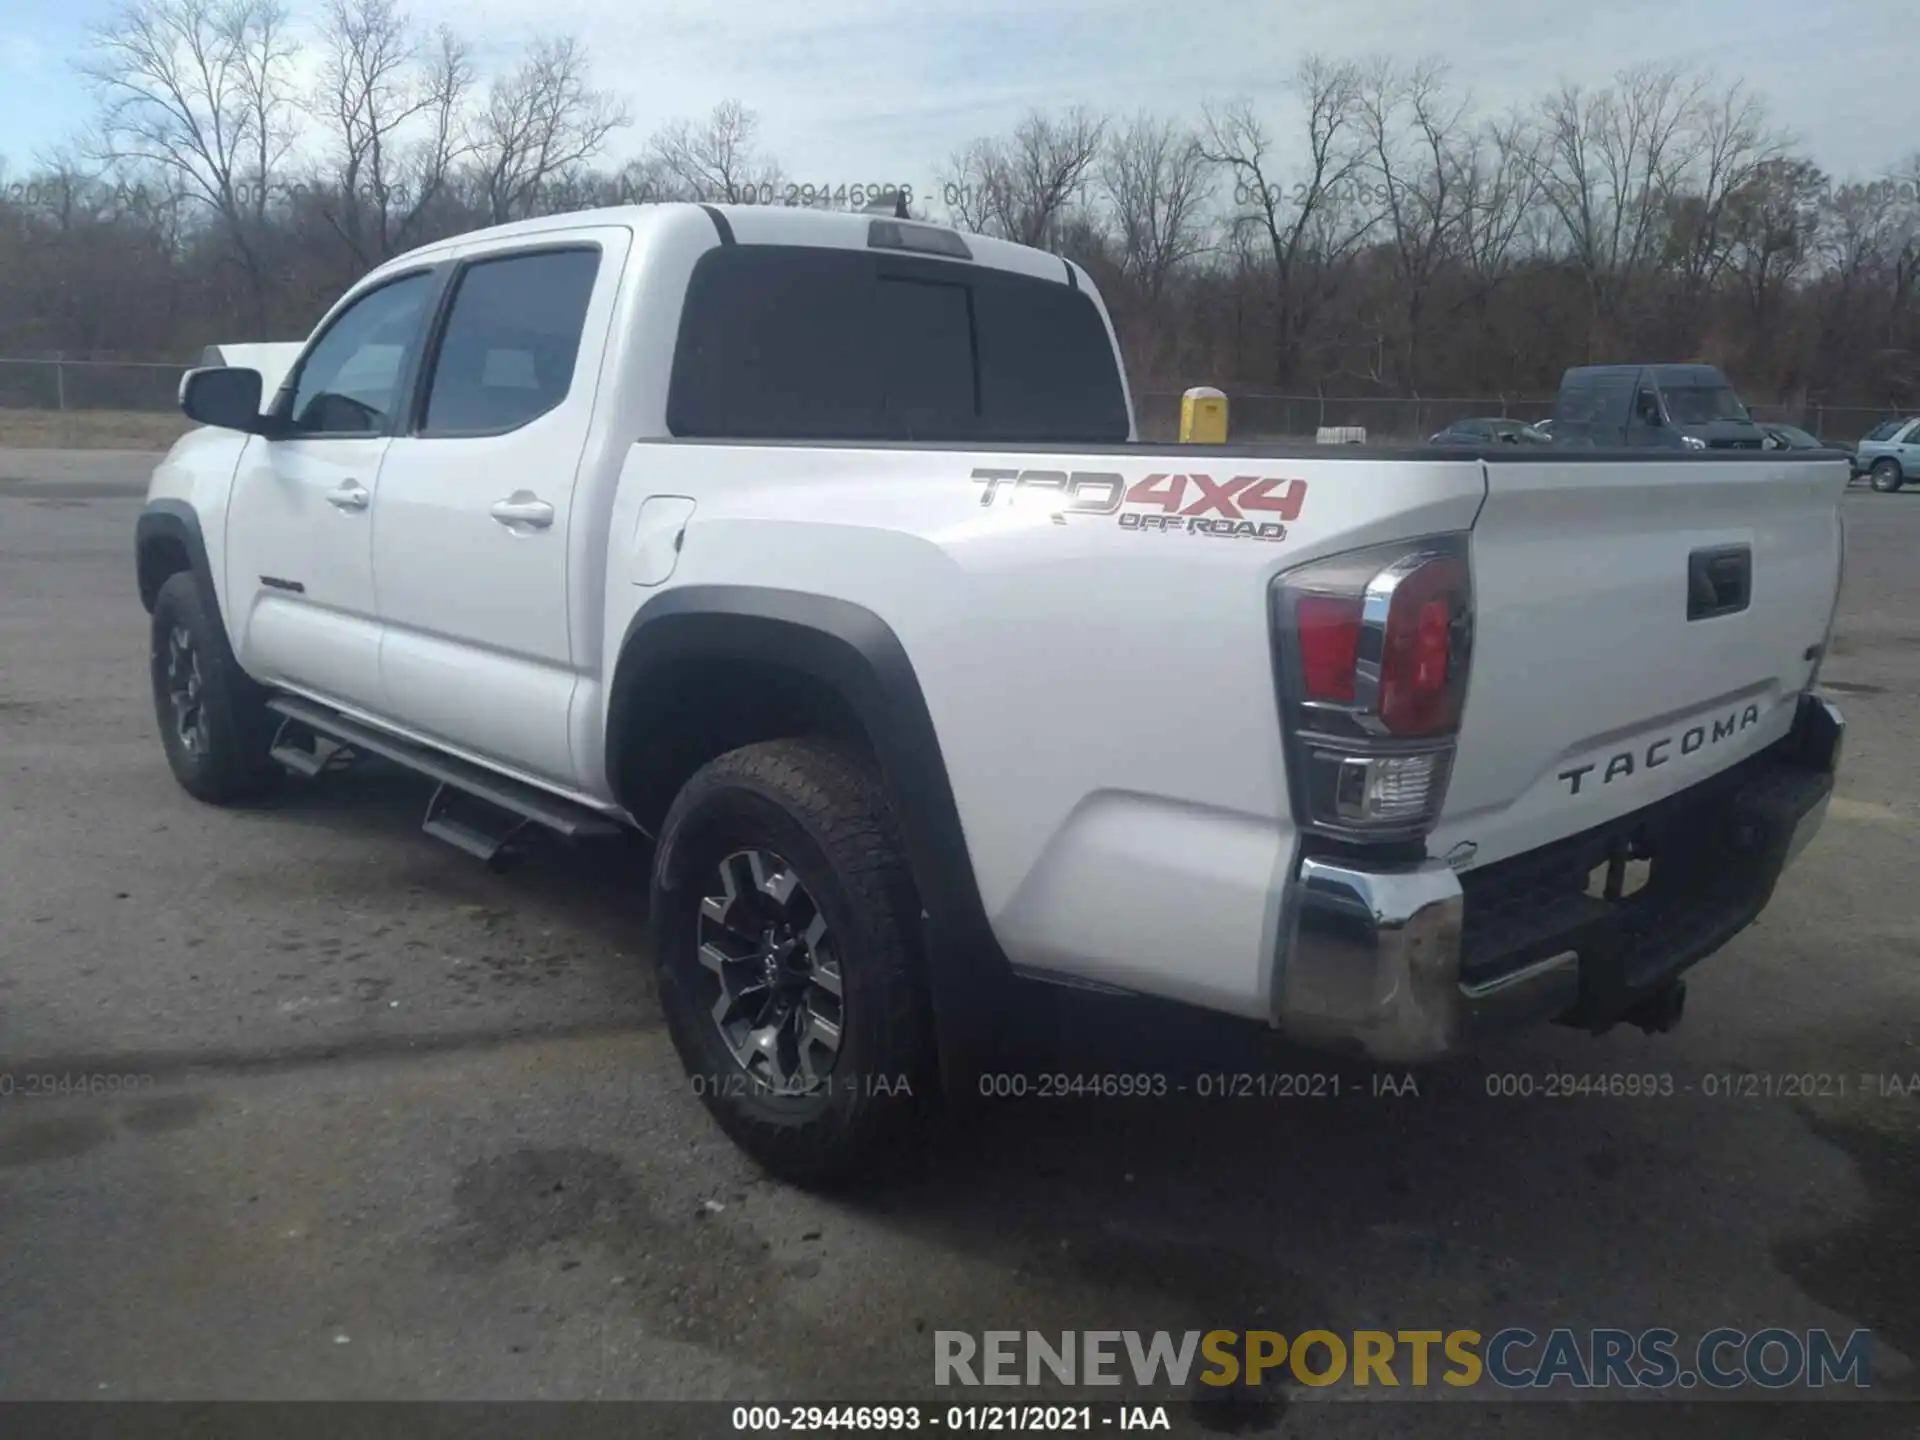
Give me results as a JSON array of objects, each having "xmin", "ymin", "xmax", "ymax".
[{"xmin": 265, "ymin": 695, "xmax": 625, "ymax": 865}]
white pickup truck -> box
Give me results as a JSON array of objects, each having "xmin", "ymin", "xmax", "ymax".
[{"xmin": 138, "ymin": 202, "xmax": 1848, "ymax": 1181}]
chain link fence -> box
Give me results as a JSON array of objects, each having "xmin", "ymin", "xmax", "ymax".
[
  {"xmin": 1134, "ymin": 390, "xmax": 1899, "ymax": 444},
  {"xmin": 0, "ymin": 357, "xmax": 1904, "ymax": 449},
  {"xmin": 0, "ymin": 357, "xmax": 187, "ymax": 413}
]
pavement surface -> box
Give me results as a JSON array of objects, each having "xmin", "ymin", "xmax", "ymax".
[{"xmin": 1, "ymin": 451, "xmax": 1916, "ymax": 1436}]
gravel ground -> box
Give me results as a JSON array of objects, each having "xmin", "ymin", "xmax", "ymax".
[{"xmin": 1, "ymin": 453, "xmax": 1916, "ymax": 1436}]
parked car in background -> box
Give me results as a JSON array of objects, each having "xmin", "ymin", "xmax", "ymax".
[
  {"xmin": 1761, "ymin": 424, "xmax": 1829, "ymax": 451},
  {"xmin": 1761, "ymin": 424, "xmax": 1855, "ymax": 472},
  {"xmin": 1854, "ymin": 417, "xmax": 1920, "ymax": 492},
  {"xmin": 1430, "ymin": 417, "xmax": 1551, "ymax": 447},
  {"xmin": 1532, "ymin": 418, "xmax": 1554, "ymax": 440},
  {"xmin": 1551, "ymin": 364, "xmax": 1768, "ymax": 450}
]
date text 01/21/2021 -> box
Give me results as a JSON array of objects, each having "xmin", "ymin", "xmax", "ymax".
[
  {"xmin": 1480, "ymin": 1071, "xmax": 1920, "ymax": 1099},
  {"xmin": 731, "ymin": 1405, "xmax": 1170, "ymax": 1431},
  {"xmin": 974, "ymin": 1072, "xmax": 1420, "ymax": 1099}
]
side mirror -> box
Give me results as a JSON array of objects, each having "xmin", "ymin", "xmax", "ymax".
[{"xmin": 180, "ymin": 366, "xmax": 272, "ymax": 435}]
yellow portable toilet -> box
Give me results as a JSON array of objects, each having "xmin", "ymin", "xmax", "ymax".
[{"xmin": 1180, "ymin": 386, "xmax": 1229, "ymax": 443}]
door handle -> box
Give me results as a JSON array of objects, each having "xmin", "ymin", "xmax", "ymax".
[
  {"xmin": 490, "ymin": 492, "xmax": 555, "ymax": 531},
  {"xmin": 1687, "ymin": 545, "xmax": 1751, "ymax": 621},
  {"xmin": 326, "ymin": 482, "xmax": 371, "ymax": 512}
]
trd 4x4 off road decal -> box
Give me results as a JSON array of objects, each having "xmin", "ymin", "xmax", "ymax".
[{"xmin": 971, "ymin": 468, "xmax": 1307, "ymax": 542}]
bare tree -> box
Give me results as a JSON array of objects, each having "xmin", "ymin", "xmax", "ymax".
[
  {"xmin": 1098, "ymin": 113, "xmax": 1212, "ymax": 305},
  {"xmin": 1453, "ymin": 110, "xmax": 1542, "ymax": 299},
  {"xmin": 1358, "ymin": 58, "xmax": 1473, "ymax": 390},
  {"xmin": 647, "ymin": 101, "xmax": 780, "ymax": 204},
  {"xmin": 1658, "ymin": 79, "xmax": 1774, "ymax": 305},
  {"xmin": 80, "ymin": 0, "xmax": 303, "ymax": 327},
  {"xmin": 469, "ymin": 36, "xmax": 627, "ymax": 225},
  {"xmin": 942, "ymin": 107, "xmax": 1106, "ymax": 248},
  {"xmin": 312, "ymin": 0, "xmax": 473, "ymax": 268},
  {"xmin": 1531, "ymin": 63, "xmax": 1707, "ymax": 357},
  {"xmin": 1200, "ymin": 58, "xmax": 1376, "ymax": 387},
  {"xmin": 1725, "ymin": 158, "xmax": 1828, "ymax": 340},
  {"xmin": 15, "ymin": 40, "xmax": 1920, "ymax": 412}
]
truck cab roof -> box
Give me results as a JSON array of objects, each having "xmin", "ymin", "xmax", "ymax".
[
  {"xmin": 384, "ymin": 202, "xmax": 1083, "ymax": 290},
  {"xmin": 1562, "ymin": 363, "xmax": 1732, "ymax": 386}
]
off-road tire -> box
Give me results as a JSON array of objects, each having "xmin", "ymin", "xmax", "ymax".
[
  {"xmin": 149, "ymin": 571, "xmax": 281, "ymax": 804},
  {"xmin": 651, "ymin": 738, "xmax": 935, "ymax": 1185}
]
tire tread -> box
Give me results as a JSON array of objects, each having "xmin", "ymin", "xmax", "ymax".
[{"xmin": 652, "ymin": 737, "xmax": 933, "ymax": 1185}]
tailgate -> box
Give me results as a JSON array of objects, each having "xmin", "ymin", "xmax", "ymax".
[{"xmin": 1432, "ymin": 454, "xmax": 1845, "ymax": 867}]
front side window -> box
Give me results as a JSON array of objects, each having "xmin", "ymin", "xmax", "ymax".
[
  {"xmin": 1662, "ymin": 385, "xmax": 1748, "ymax": 426},
  {"xmin": 287, "ymin": 272, "xmax": 435, "ymax": 437},
  {"xmin": 421, "ymin": 248, "xmax": 602, "ymax": 436}
]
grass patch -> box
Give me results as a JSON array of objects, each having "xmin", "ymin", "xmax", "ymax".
[{"xmin": 0, "ymin": 408, "xmax": 193, "ymax": 451}]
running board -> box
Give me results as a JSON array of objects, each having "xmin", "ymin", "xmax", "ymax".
[
  {"xmin": 269, "ymin": 716, "xmax": 353, "ymax": 778},
  {"xmin": 264, "ymin": 696, "xmax": 625, "ymax": 856},
  {"xmin": 422, "ymin": 783, "xmax": 534, "ymax": 869}
]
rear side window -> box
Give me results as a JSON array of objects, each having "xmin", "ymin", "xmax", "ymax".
[
  {"xmin": 421, "ymin": 248, "xmax": 601, "ymax": 436},
  {"xmin": 1862, "ymin": 421, "xmax": 1900, "ymax": 442},
  {"xmin": 667, "ymin": 245, "xmax": 1129, "ymax": 443}
]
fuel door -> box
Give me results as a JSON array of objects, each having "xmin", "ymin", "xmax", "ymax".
[{"xmin": 632, "ymin": 495, "xmax": 696, "ymax": 587}]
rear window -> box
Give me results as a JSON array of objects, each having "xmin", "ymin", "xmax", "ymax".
[{"xmin": 666, "ymin": 245, "xmax": 1129, "ymax": 443}]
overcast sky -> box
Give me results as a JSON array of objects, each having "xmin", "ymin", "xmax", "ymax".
[{"xmin": 3, "ymin": 0, "xmax": 1915, "ymax": 190}]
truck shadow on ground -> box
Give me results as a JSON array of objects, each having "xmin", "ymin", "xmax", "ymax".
[
  {"xmin": 819, "ymin": 995, "xmax": 1918, "ymax": 1423},
  {"xmin": 247, "ymin": 757, "xmax": 658, "ymax": 989},
  {"xmin": 233, "ymin": 766, "xmax": 1914, "ymax": 1426}
]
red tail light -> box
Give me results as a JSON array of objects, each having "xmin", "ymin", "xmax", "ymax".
[
  {"xmin": 1271, "ymin": 537, "xmax": 1474, "ymax": 840},
  {"xmin": 1378, "ymin": 555, "xmax": 1468, "ymax": 737},
  {"xmin": 1296, "ymin": 597, "xmax": 1362, "ymax": 703}
]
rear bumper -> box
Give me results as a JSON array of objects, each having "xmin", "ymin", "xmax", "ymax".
[{"xmin": 1273, "ymin": 694, "xmax": 1844, "ymax": 1063}]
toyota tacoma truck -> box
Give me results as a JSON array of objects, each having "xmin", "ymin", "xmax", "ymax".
[{"xmin": 136, "ymin": 202, "xmax": 1848, "ymax": 1181}]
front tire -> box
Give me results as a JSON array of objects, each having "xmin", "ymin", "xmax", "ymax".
[
  {"xmin": 1870, "ymin": 458, "xmax": 1905, "ymax": 492},
  {"xmin": 651, "ymin": 738, "xmax": 935, "ymax": 1185},
  {"xmin": 148, "ymin": 571, "xmax": 281, "ymax": 804}
]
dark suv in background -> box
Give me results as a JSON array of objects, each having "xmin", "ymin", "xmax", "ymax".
[{"xmin": 1551, "ymin": 364, "xmax": 1768, "ymax": 450}]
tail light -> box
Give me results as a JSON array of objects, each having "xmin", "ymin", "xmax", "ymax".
[{"xmin": 1271, "ymin": 535, "xmax": 1473, "ymax": 840}]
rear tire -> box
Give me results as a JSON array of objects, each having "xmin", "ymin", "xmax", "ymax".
[
  {"xmin": 1870, "ymin": 458, "xmax": 1905, "ymax": 492},
  {"xmin": 651, "ymin": 738, "xmax": 935, "ymax": 1185},
  {"xmin": 149, "ymin": 571, "xmax": 281, "ymax": 805}
]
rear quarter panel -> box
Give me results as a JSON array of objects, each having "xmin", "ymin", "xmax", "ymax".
[{"xmin": 593, "ymin": 443, "xmax": 1486, "ymax": 1014}]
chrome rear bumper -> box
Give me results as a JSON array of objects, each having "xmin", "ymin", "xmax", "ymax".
[{"xmin": 1272, "ymin": 695, "xmax": 1844, "ymax": 1063}]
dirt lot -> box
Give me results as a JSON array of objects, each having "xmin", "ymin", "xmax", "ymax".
[
  {"xmin": 0, "ymin": 408, "xmax": 193, "ymax": 451},
  {"xmin": 0, "ymin": 454, "xmax": 1915, "ymax": 1435}
]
